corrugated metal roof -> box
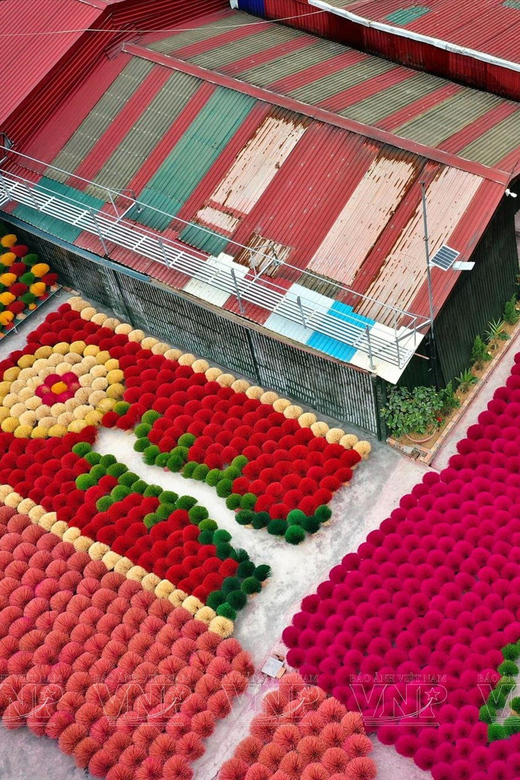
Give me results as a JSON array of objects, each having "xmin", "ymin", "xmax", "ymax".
[
  {"xmin": 321, "ymin": 0, "xmax": 520, "ymax": 62},
  {"xmin": 139, "ymin": 10, "xmax": 520, "ymax": 171},
  {"xmin": 5, "ymin": 6, "xmax": 515, "ymax": 373},
  {"xmin": 0, "ymin": 0, "xmax": 103, "ymax": 126}
]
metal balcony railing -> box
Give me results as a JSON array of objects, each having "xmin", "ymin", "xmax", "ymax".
[{"xmin": 0, "ymin": 146, "xmax": 431, "ymax": 371}]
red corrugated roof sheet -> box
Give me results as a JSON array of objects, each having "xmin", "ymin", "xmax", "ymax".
[{"xmin": 0, "ymin": 0, "xmax": 103, "ymax": 126}]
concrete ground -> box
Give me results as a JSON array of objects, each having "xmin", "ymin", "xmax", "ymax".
[{"xmin": 0, "ymin": 291, "xmax": 430, "ymax": 780}]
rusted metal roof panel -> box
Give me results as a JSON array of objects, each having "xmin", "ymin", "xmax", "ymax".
[
  {"xmin": 308, "ymin": 153, "xmax": 418, "ymax": 285},
  {"xmin": 140, "ymin": 10, "xmax": 520, "ymax": 172},
  {"xmin": 357, "ymin": 166, "xmax": 484, "ymax": 321}
]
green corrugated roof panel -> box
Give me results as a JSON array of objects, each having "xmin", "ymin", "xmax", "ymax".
[
  {"xmin": 148, "ymin": 11, "xmax": 253, "ymax": 54},
  {"xmin": 459, "ymin": 109, "xmax": 520, "ymax": 165},
  {"xmin": 289, "ymin": 57, "xmax": 394, "ymax": 105},
  {"xmin": 133, "ymin": 87, "xmax": 255, "ymax": 231},
  {"xmin": 340, "ymin": 71, "xmax": 446, "ymax": 124},
  {"xmin": 238, "ymin": 40, "xmax": 347, "ymax": 88},
  {"xmin": 14, "ymin": 177, "xmax": 104, "ymax": 243},
  {"xmin": 397, "ymin": 89, "xmax": 502, "ymax": 147},
  {"xmin": 503, "ymin": 0, "xmax": 520, "ymax": 9},
  {"xmin": 386, "ymin": 5, "xmax": 430, "ymax": 24},
  {"xmin": 50, "ymin": 59, "xmax": 154, "ymax": 181},
  {"xmin": 189, "ymin": 26, "xmax": 303, "ymax": 70},
  {"xmin": 180, "ymin": 223, "xmax": 230, "ymax": 255},
  {"xmin": 86, "ymin": 70, "xmax": 201, "ymax": 198}
]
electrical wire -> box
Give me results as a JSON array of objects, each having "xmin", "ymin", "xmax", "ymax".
[{"xmin": 0, "ymin": 9, "xmax": 326, "ymax": 38}]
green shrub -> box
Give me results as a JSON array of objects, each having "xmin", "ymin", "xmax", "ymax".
[
  {"xmin": 223, "ymin": 466, "xmax": 240, "ymax": 481},
  {"xmin": 76, "ymin": 474, "xmax": 96, "ymax": 491},
  {"xmin": 315, "ymin": 505, "xmax": 332, "ymax": 523},
  {"xmin": 144, "ymin": 485, "xmax": 162, "ymax": 498},
  {"xmin": 193, "ymin": 464, "xmax": 209, "ymax": 481},
  {"xmin": 159, "ymin": 491, "xmax": 178, "ymax": 505},
  {"xmin": 134, "ymin": 438, "xmax": 149, "ymax": 453},
  {"xmin": 511, "ymin": 696, "xmax": 520, "ymax": 713},
  {"xmin": 267, "ymin": 519, "xmax": 288, "ymax": 536},
  {"xmin": 84, "ymin": 451, "xmax": 102, "ymax": 465},
  {"xmin": 251, "ymin": 512, "xmax": 270, "ymax": 529},
  {"xmin": 143, "ymin": 513, "xmax": 159, "ymax": 529},
  {"xmin": 157, "ymin": 503, "xmax": 175, "ymax": 520},
  {"xmin": 89, "ymin": 464, "xmax": 106, "ymax": 482},
  {"xmin": 216, "ymin": 603, "xmax": 236, "ymax": 620},
  {"xmin": 287, "ymin": 509, "xmax": 306, "ymax": 526},
  {"xmin": 176, "ymin": 495, "xmax": 197, "ymax": 511},
  {"xmin": 285, "ymin": 525, "xmax": 306, "ymax": 545},
  {"xmin": 479, "ymin": 704, "xmax": 496, "ymax": 724},
  {"xmin": 199, "ymin": 519, "xmax": 218, "ymax": 532},
  {"xmin": 206, "ymin": 469, "xmax": 222, "ymax": 487},
  {"xmin": 132, "ymin": 480, "xmax": 147, "ymax": 495},
  {"xmin": 155, "ymin": 453, "xmax": 169, "ymax": 468},
  {"xmin": 178, "ymin": 433, "xmax": 196, "ymax": 448},
  {"xmin": 471, "ymin": 335, "xmax": 491, "ymax": 369},
  {"xmin": 134, "ymin": 423, "xmax": 152, "ymax": 439},
  {"xmin": 226, "ymin": 494, "xmax": 241, "ymax": 510},
  {"xmin": 216, "ymin": 542, "xmax": 232, "ymax": 560},
  {"xmin": 198, "ymin": 530, "xmax": 214, "ymax": 545},
  {"xmin": 222, "ymin": 577, "xmax": 241, "ymax": 594},
  {"xmin": 504, "ymin": 716, "xmax": 520, "ymax": 736},
  {"xmin": 503, "ymin": 644, "xmax": 520, "ymax": 661},
  {"xmin": 143, "ymin": 445, "xmax": 160, "ymax": 465},
  {"xmin": 216, "ymin": 479, "xmax": 233, "ymax": 498},
  {"xmin": 189, "ymin": 506, "xmax": 208, "ymax": 524},
  {"xmin": 114, "ymin": 401, "xmax": 130, "ymax": 416},
  {"xmin": 254, "ymin": 565, "xmax": 271, "ymax": 581},
  {"xmin": 100, "ymin": 454, "xmax": 117, "ymax": 468},
  {"xmin": 96, "ymin": 496, "xmax": 113, "ymax": 512},
  {"xmin": 182, "ymin": 462, "xmax": 198, "ymax": 479},
  {"xmin": 488, "ymin": 723, "xmax": 506, "ymax": 742},
  {"xmin": 240, "ymin": 493, "xmax": 257, "ymax": 511},
  {"xmin": 237, "ymin": 560, "xmax": 256, "ymax": 579},
  {"xmin": 231, "ymin": 455, "xmax": 248, "ymax": 471},
  {"xmin": 111, "ymin": 485, "xmax": 131, "ymax": 502},
  {"xmin": 107, "ymin": 463, "xmax": 128, "ymax": 478},
  {"xmin": 119, "ymin": 471, "xmax": 139, "ymax": 487},
  {"xmin": 142, "ymin": 410, "xmax": 161, "ymax": 426},
  {"xmin": 166, "ymin": 455, "xmax": 183, "ymax": 472},
  {"xmin": 206, "ymin": 591, "xmax": 226, "ymax": 610},
  {"xmin": 227, "ymin": 590, "xmax": 247, "ymax": 610},
  {"xmin": 490, "ymin": 690, "xmax": 507, "ymax": 709},
  {"xmin": 504, "ymin": 295, "xmax": 520, "ymax": 325},
  {"xmin": 498, "ymin": 660, "xmax": 519, "ymax": 676},
  {"xmin": 301, "ymin": 516, "xmax": 321, "ymax": 534},
  {"xmin": 242, "ymin": 577, "xmax": 262, "ymax": 594},
  {"xmin": 72, "ymin": 442, "xmax": 92, "ymax": 457},
  {"xmin": 236, "ymin": 510, "xmax": 254, "ymax": 526},
  {"xmin": 213, "ymin": 529, "xmax": 232, "ymax": 544}
]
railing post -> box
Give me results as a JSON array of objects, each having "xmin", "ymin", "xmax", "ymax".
[
  {"xmin": 231, "ymin": 268, "xmax": 244, "ymax": 314},
  {"xmin": 157, "ymin": 239, "xmax": 170, "ymax": 267},
  {"xmin": 107, "ymin": 190, "xmax": 119, "ymax": 219},
  {"xmin": 0, "ymin": 172, "xmax": 11, "ymax": 204},
  {"xmin": 366, "ymin": 325, "xmax": 374, "ymax": 371},
  {"xmin": 89, "ymin": 208, "xmax": 109, "ymax": 256},
  {"xmin": 395, "ymin": 332, "xmax": 401, "ymax": 367},
  {"xmin": 296, "ymin": 296, "xmax": 307, "ymax": 329}
]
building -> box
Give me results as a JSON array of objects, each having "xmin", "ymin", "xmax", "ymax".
[{"xmin": 0, "ymin": 0, "xmax": 519, "ymax": 437}]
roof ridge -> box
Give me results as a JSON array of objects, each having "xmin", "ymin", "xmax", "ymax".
[{"xmin": 122, "ymin": 42, "xmax": 512, "ymax": 185}]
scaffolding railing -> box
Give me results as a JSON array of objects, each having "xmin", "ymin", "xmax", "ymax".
[{"xmin": 0, "ymin": 146, "xmax": 431, "ymax": 370}]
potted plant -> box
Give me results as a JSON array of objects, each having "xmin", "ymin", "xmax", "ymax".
[{"xmin": 381, "ymin": 384, "xmax": 458, "ymax": 443}]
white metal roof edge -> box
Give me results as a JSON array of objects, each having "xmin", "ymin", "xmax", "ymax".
[{"xmin": 309, "ymin": 0, "xmax": 520, "ymax": 75}]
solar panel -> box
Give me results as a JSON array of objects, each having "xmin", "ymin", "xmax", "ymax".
[{"xmin": 430, "ymin": 245, "xmax": 460, "ymax": 271}]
